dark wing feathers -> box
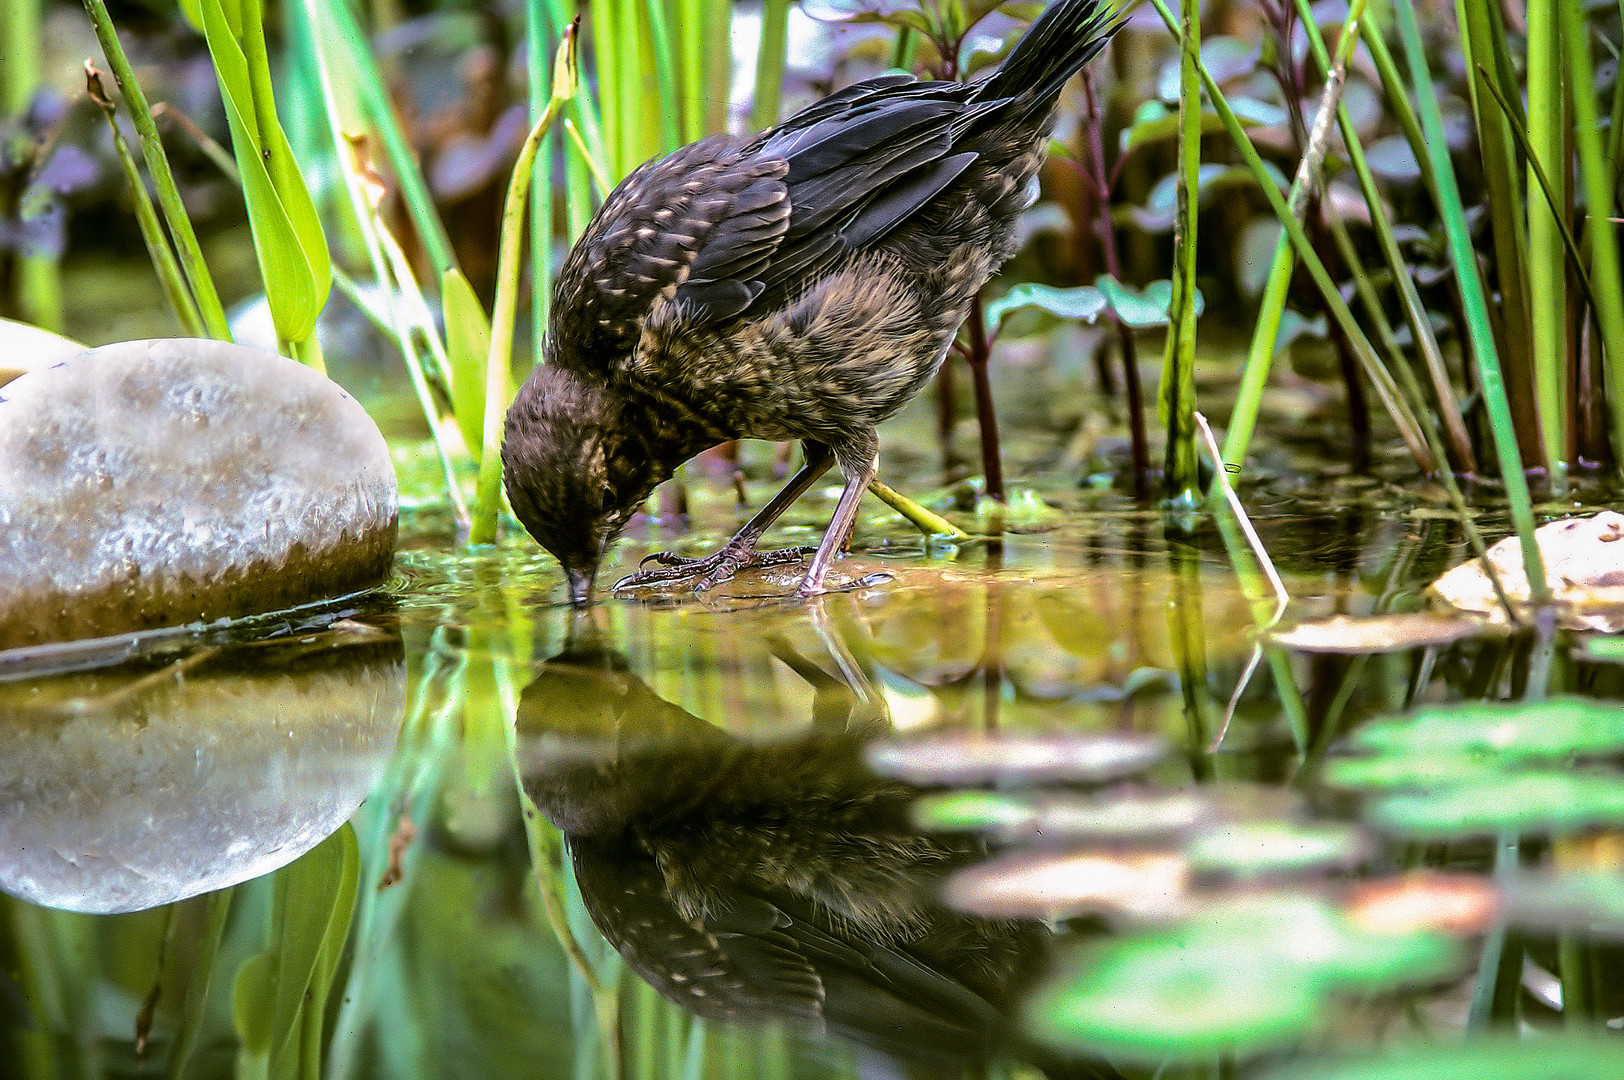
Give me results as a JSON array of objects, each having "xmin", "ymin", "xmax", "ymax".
[
  {"xmin": 840, "ymin": 150, "xmax": 978, "ymax": 250},
  {"xmin": 553, "ymin": 136, "xmax": 790, "ymax": 356},
  {"xmin": 551, "ymin": 0, "xmax": 1118, "ymax": 357}
]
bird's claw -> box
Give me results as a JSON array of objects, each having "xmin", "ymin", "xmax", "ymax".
[{"xmin": 614, "ymin": 544, "xmax": 816, "ymax": 593}]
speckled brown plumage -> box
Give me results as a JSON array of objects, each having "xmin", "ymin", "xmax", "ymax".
[{"xmin": 503, "ymin": 0, "xmax": 1119, "ymax": 603}]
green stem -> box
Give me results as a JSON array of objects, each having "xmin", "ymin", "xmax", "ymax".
[
  {"xmin": 1151, "ymin": 0, "xmax": 1435, "ymax": 475},
  {"xmin": 1160, "ymin": 0, "xmax": 1202, "ymax": 500},
  {"xmin": 471, "ymin": 27, "xmax": 579, "ymax": 544},
  {"xmin": 90, "ymin": 69, "xmax": 206, "ymax": 334},
  {"xmin": 1393, "ymin": 0, "xmax": 1547, "ymax": 603},
  {"xmin": 1562, "ymin": 0, "xmax": 1624, "ymax": 474},
  {"xmin": 1221, "ymin": 0, "xmax": 1365, "ymax": 472},
  {"xmin": 1526, "ymin": 0, "xmax": 1569, "ymax": 490},
  {"xmin": 751, "ymin": 0, "xmax": 791, "ymax": 131},
  {"xmin": 82, "ymin": 0, "xmax": 231, "ymax": 340},
  {"xmin": 322, "ymin": 0, "xmax": 457, "ymax": 274},
  {"xmin": 867, "ymin": 478, "xmax": 971, "ymax": 540}
]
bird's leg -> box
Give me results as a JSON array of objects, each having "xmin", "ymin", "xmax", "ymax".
[
  {"xmin": 796, "ymin": 438, "xmax": 879, "ymax": 599},
  {"xmin": 612, "ymin": 442, "xmax": 835, "ymax": 593}
]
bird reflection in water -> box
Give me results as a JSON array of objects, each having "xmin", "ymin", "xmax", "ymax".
[{"xmin": 515, "ymin": 610, "xmax": 1113, "ymax": 1079}]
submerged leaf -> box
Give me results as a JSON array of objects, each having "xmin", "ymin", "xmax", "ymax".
[{"xmin": 1269, "ymin": 612, "xmax": 1489, "ymax": 654}]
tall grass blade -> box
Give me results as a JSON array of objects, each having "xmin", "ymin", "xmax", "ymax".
[
  {"xmin": 319, "ymin": 0, "xmax": 456, "ymax": 276},
  {"xmin": 751, "ymin": 0, "xmax": 792, "ymax": 131},
  {"xmin": 296, "ymin": 0, "xmax": 472, "ymax": 529},
  {"xmin": 1290, "ymin": 0, "xmax": 1476, "ymax": 472},
  {"xmin": 1158, "ymin": 0, "xmax": 1202, "ymax": 500},
  {"xmin": 86, "ymin": 63, "xmax": 205, "ymax": 338},
  {"xmin": 1526, "ymin": 0, "xmax": 1570, "ymax": 489},
  {"xmin": 1458, "ymin": 0, "xmax": 1539, "ymax": 463},
  {"xmin": 1561, "ymin": 0, "xmax": 1624, "ymax": 469},
  {"xmin": 198, "ymin": 0, "xmax": 330, "ymax": 362},
  {"xmin": 470, "ymin": 23, "xmax": 579, "ymax": 545},
  {"xmin": 1221, "ymin": 0, "xmax": 1363, "ymax": 474},
  {"xmin": 1392, "ymin": 0, "xmax": 1547, "ymax": 604},
  {"xmin": 82, "ymin": 0, "xmax": 232, "ymax": 340},
  {"xmin": 1147, "ymin": 0, "xmax": 1433, "ymax": 475}
]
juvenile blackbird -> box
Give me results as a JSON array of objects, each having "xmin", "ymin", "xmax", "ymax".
[{"xmin": 502, "ymin": 0, "xmax": 1119, "ymax": 604}]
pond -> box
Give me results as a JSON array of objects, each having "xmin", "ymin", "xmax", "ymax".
[{"xmin": 5, "ymin": 446, "xmax": 1623, "ymax": 1080}]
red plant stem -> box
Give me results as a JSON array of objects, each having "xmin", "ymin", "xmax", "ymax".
[
  {"xmin": 965, "ymin": 295, "xmax": 1005, "ymax": 501},
  {"xmin": 1084, "ymin": 71, "xmax": 1150, "ymax": 494}
]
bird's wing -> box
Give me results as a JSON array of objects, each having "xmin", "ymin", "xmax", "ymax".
[
  {"xmin": 549, "ymin": 133, "xmax": 782, "ymax": 365},
  {"xmin": 549, "ymin": 76, "xmax": 983, "ymax": 369},
  {"xmin": 741, "ymin": 77, "xmax": 981, "ymax": 313}
]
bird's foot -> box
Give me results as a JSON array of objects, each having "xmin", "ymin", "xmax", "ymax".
[{"xmin": 612, "ymin": 541, "xmax": 816, "ymax": 593}]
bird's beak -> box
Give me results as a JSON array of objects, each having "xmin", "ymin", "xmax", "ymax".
[{"xmin": 566, "ymin": 564, "xmax": 597, "ymax": 607}]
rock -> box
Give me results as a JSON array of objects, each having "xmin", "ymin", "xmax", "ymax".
[
  {"xmin": 0, "ymin": 338, "xmax": 397, "ymax": 649},
  {"xmin": 0, "ymin": 317, "xmax": 83, "ymax": 388},
  {"xmin": 0, "ymin": 624, "xmax": 403, "ymax": 913}
]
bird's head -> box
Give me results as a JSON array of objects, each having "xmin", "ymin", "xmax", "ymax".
[{"xmin": 502, "ymin": 365, "xmax": 650, "ymax": 605}]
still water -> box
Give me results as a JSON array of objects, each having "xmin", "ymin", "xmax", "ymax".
[{"xmin": 3, "ymin": 478, "xmax": 1622, "ymax": 1079}]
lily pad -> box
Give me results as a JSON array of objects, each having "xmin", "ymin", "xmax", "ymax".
[
  {"xmin": 1186, "ymin": 820, "xmax": 1369, "ymax": 878},
  {"xmin": 1030, "ymin": 895, "xmax": 1459, "ymax": 1063},
  {"xmin": 1368, "ymin": 771, "xmax": 1624, "ymax": 839},
  {"xmin": 1346, "ymin": 697, "xmax": 1624, "ymax": 762},
  {"xmin": 945, "ymin": 849, "xmax": 1191, "ymax": 922}
]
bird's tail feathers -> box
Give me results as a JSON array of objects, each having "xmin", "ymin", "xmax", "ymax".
[{"xmin": 976, "ymin": 0, "xmax": 1122, "ymax": 110}]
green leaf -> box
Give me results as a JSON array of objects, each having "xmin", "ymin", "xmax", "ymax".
[
  {"xmin": 1131, "ymin": 163, "xmax": 1291, "ymax": 232},
  {"xmin": 232, "ymin": 950, "xmax": 276, "ymax": 1080},
  {"xmin": 268, "ymin": 826, "xmax": 360, "ymax": 1071},
  {"xmin": 986, "ymin": 278, "xmax": 1201, "ymax": 332},
  {"xmin": 985, "ymin": 282, "xmax": 1108, "ymax": 329},
  {"xmin": 199, "ymin": 0, "xmax": 328, "ymax": 347},
  {"xmin": 1321, "ymin": 750, "xmax": 1502, "ymax": 791},
  {"xmin": 1370, "ymin": 771, "xmax": 1624, "ymax": 838},
  {"xmin": 1578, "ymin": 635, "xmax": 1624, "ymax": 663},
  {"xmin": 1350, "ymin": 697, "xmax": 1624, "ymax": 762},
  {"xmin": 1034, "ymin": 933, "xmax": 1318, "ymax": 1063},
  {"xmin": 913, "ymin": 790, "xmax": 1036, "ymax": 833},
  {"xmin": 1186, "ymin": 820, "xmax": 1368, "ymax": 877},
  {"xmin": 1121, "ymin": 105, "xmax": 1271, "ymax": 156},
  {"xmin": 443, "ymin": 268, "xmax": 493, "ymax": 455},
  {"xmin": 1031, "ymin": 895, "xmax": 1458, "ymax": 1063},
  {"xmin": 1097, "ymin": 275, "xmax": 1203, "ymax": 329}
]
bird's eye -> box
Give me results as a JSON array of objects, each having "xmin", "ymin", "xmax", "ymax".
[{"xmin": 599, "ymin": 483, "xmax": 615, "ymax": 509}]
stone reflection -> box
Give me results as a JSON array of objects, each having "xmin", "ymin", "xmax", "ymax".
[
  {"xmin": 516, "ymin": 616, "xmax": 1100, "ymax": 1078},
  {"xmin": 0, "ymin": 620, "xmax": 404, "ymax": 913}
]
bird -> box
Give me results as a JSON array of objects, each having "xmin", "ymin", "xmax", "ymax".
[{"xmin": 502, "ymin": 0, "xmax": 1120, "ymax": 605}]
